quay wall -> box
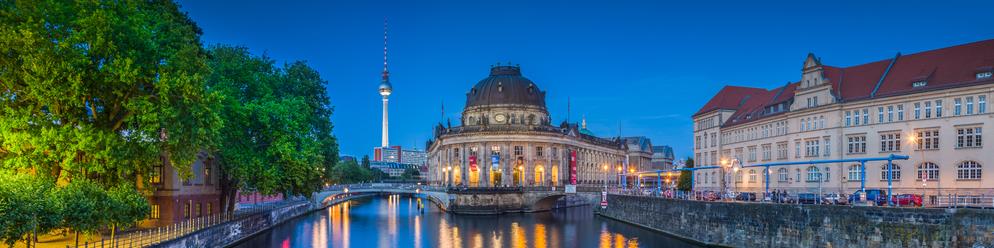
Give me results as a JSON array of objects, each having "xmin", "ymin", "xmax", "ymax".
[{"xmin": 598, "ymin": 194, "xmax": 994, "ymax": 248}]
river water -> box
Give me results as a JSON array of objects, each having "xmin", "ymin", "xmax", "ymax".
[{"xmin": 233, "ymin": 194, "xmax": 699, "ymax": 248}]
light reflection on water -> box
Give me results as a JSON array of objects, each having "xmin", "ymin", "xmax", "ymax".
[{"xmin": 233, "ymin": 194, "xmax": 700, "ymax": 248}]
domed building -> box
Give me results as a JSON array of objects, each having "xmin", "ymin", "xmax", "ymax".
[{"xmin": 427, "ymin": 65, "xmax": 653, "ymax": 187}]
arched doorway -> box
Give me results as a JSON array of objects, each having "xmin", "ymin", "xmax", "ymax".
[
  {"xmin": 468, "ymin": 167, "xmax": 480, "ymax": 187},
  {"xmin": 551, "ymin": 165, "xmax": 559, "ymax": 186},
  {"xmin": 534, "ymin": 165, "xmax": 545, "ymax": 186},
  {"xmin": 453, "ymin": 166, "xmax": 462, "ymax": 186},
  {"xmin": 513, "ymin": 163, "xmax": 523, "ymax": 186},
  {"xmin": 490, "ymin": 167, "xmax": 502, "ymax": 186}
]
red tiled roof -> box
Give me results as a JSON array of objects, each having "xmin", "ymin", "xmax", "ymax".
[
  {"xmin": 701, "ymin": 39, "xmax": 994, "ymax": 128},
  {"xmin": 693, "ymin": 86, "xmax": 767, "ymax": 117}
]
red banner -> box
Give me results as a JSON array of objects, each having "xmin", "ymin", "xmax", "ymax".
[
  {"xmin": 569, "ymin": 150, "xmax": 577, "ymax": 185},
  {"xmin": 469, "ymin": 155, "xmax": 478, "ymax": 171}
]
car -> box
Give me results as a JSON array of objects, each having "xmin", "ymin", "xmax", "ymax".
[
  {"xmin": 797, "ymin": 193, "xmax": 820, "ymax": 204},
  {"xmin": 891, "ymin": 194, "xmax": 923, "ymax": 207},
  {"xmin": 848, "ymin": 189, "xmax": 888, "ymax": 206},
  {"xmin": 735, "ymin": 192, "xmax": 757, "ymax": 202},
  {"xmin": 822, "ymin": 193, "xmax": 846, "ymax": 205}
]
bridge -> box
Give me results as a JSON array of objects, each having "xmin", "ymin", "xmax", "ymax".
[{"xmin": 311, "ymin": 184, "xmax": 602, "ymax": 214}]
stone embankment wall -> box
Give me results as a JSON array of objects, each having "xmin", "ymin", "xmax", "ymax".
[
  {"xmin": 151, "ymin": 201, "xmax": 313, "ymax": 248},
  {"xmin": 598, "ymin": 194, "xmax": 994, "ymax": 248}
]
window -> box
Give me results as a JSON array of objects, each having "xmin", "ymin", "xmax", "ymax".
[
  {"xmin": 695, "ymin": 136, "xmax": 701, "ymax": 149},
  {"xmin": 196, "ymin": 203, "xmax": 202, "ymax": 217},
  {"xmin": 151, "ymin": 163, "xmax": 163, "ymax": 186},
  {"xmin": 150, "ymin": 204, "xmax": 160, "ymax": 219},
  {"xmin": 711, "ymin": 172, "xmax": 717, "ymax": 185},
  {"xmin": 853, "ymin": 111, "xmax": 860, "ymax": 125},
  {"xmin": 925, "ymin": 101, "xmax": 932, "ymax": 118},
  {"xmin": 844, "ymin": 111, "xmax": 852, "ymax": 127},
  {"xmin": 956, "ymin": 127, "xmax": 982, "ymax": 148},
  {"xmin": 914, "ymin": 102, "xmax": 921, "ymax": 119},
  {"xmin": 917, "ymin": 162, "xmax": 939, "ymax": 181},
  {"xmin": 957, "ymin": 161, "xmax": 982, "ymax": 180},
  {"xmin": 184, "ymin": 203, "xmax": 191, "ymax": 219},
  {"xmin": 805, "ymin": 140, "xmax": 820, "ymax": 157},
  {"xmin": 747, "ymin": 146, "xmax": 757, "ymax": 162},
  {"xmin": 823, "ymin": 137, "xmax": 831, "ymax": 157},
  {"xmin": 776, "ymin": 142, "xmax": 788, "ymax": 160},
  {"xmin": 978, "ymin": 71, "xmax": 993, "ymax": 79},
  {"xmin": 205, "ymin": 158, "xmax": 213, "ymax": 186},
  {"xmin": 748, "ymin": 170, "xmax": 757, "ymax": 183},
  {"xmin": 813, "ymin": 96, "xmax": 819, "ymax": 106},
  {"xmin": 915, "ymin": 129, "xmax": 940, "ymax": 150},
  {"xmin": 795, "ymin": 141, "xmax": 801, "ymax": 158},
  {"xmin": 536, "ymin": 146, "xmax": 543, "ymax": 157},
  {"xmin": 207, "ymin": 203, "xmax": 213, "ymax": 215},
  {"xmin": 454, "ymin": 148, "xmax": 460, "ymax": 159},
  {"xmin": 880, "ymin": 133, "xmax": 901, "ymax": 152},
  {"xmin": 806, "ymin": 166, "xmax": 821, "ymax": 182},
  {"xmin": 711, "ymin": 133, "xmax": 717, "ymax": 147},
  {"xmin": 881, "ymin": 164, "xmax": 901, "ymax": 181},
  {"xmin": 778, "ymin": 168, "xmax": 788, "ymax": 182},
  {"xmin": 887, "ymin": 106, "xmax": 894, "ymax": 122},
  {"xmin": 935, "ymin": 100, "xmax": 942, "ymax": 117},
  {"xmin": 981, "ymin": 95, "xmax": 987, "ymax": 114},
  {"xmin": 824, "ymin": 167, "xmax": 831, "ymax": 182},
  {"xmin": 967, "ymin": 97, "xmax": 974, "ymax": 115},
  {"xmin": 955, "ymin": 98, "xmax": 962, "ymax": 116},
  {"xmin": 847, "ymin": 135, "xmax": 867, "ymax": 154},
  {"xmin": 762, "ymin": 144, "xmax": 772, "ymax": 161},
  {"xmin": 513, "ymin": 146, "xmax": 523, "ymax": 156},
  {"xmin": 912, "ymin": 80, "xmax": 927, "ymax": 88},
  {"xmin": 878, "ymin": 107, "xmax": 884, "ymax": 123},
  {"xmin": 796, "ymin": 169, "xmax": 801, "ymax": 182},
  {"xmin": 847, "ymin": 164, "xmax": 863, "ymax": 182},
  {"xmin": 897, "ymin": 105, "xmax": 904, "ymax": 121}
]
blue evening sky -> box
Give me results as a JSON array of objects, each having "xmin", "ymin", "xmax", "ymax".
[{"xmin": 176, "ymin": 0, "xmax": 994, "ymax": 159}]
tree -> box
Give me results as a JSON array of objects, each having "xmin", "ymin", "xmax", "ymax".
[
  {"xmin": 329, "ymin": 160, "xmax": 372, "ymax": 184},
  {"xmin": 0, "ymin": 173, "xmax": 60, "ymax": 247},
  {"xmin": 361, "ymin": 155, "xmax": 371, "ymax": 169},
  {"xmin": 106, "ymin": 184, "xmax": 150, "ymax": 246},
  {"xmin": 206, "ymin": 46, "xmax": 337, "ymax": 211},
  {"xmin": 0, "ymin": 0, "xmax": 220, "ymax": 187},
  {"xmin": 677, "ymin": 157, "xmax": 695, "ymax": 192},
  {"xmin": 54, "ymin": 179, "xmax": 110, "ymax": 247},
  {"xmin": 401, "ymin": 167, "xmax": 420, "ymax": 180}
]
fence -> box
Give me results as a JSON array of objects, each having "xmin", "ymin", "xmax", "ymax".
[{"xmin": 69, "ymin": 200, "xmax": 307, "ymax": 248}]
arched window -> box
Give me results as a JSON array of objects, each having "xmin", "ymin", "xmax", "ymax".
[
  {"xmin": 777, "ymin": 168, "xmax": 788, "ymax": 182},
  {"xmin": 748, "ymin": 170, "xmax": 757, "ymax": 183},
  {"xmin": 847, "ymin": 164, "xmax": 863, "ymax": 182},
  {"xmin": 806, "ymin": 166, "xmax": 820, "ymax": 182},
  {"xmin": 880, "ymin": 164, "xmax": 901, "ymax": 181},
  {"xmin": 957, "ymin": 161, "xmax": 982, "ymax": 180},
  {"xmin": 917, "ymin": 162, "xmax": 939, "ymax": 180}
]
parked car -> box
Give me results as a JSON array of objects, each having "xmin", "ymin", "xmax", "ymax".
[
  {"xmin": 891, "ymin": 194, "xmax": 923, "ymax": 207},
  {"xmin": 848, "ymin": 189, "xmax": 887, "ymax": 206},
  {"xmin": 822, "ymin": 193, "xmax": 846, "ymax": 205},
  {"xmin": 798, "ymin": 193, "xmax": 820, "ymax": 204},
  {"xmin": 735, "ymin": 192, "xmax": 757, "ymax": 202}
]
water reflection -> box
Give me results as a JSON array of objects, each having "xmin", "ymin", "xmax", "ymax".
[{"xmin": 234, "ymin": 195, "xmax": 699, "ymax": 248}]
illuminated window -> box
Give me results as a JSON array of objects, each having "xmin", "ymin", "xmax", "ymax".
[{"xmin": 150, "ymin": 204, "xmax": 160, "ymax": 219}]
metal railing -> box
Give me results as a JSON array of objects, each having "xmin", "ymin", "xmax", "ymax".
[{"xmin": 69, "ymin": 199, "xmax": 307, "ymax": 248}]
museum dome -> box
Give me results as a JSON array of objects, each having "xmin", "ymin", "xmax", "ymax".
[{"xmin": 465, "ymin": 65, "xmax": 546, "ymax": 109}]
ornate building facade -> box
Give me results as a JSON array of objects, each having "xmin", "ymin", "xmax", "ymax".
[
  {"xmin": 692, "ymin": 39, "xmax": 994, "ymax": 201},
  {"xmin": 427, "ymin": 65, "xmax": 653, "ymax": 187}
]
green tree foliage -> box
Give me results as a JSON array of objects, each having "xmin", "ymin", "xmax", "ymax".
[
  {"xmin": 0, "ymin": 173, "xmax": 60, "ymax": 247},
  {"xmin": 677, "ymin": 157, "xmax": 694, "ymax": 191},
  {"xmin": 206, "ymin": 45, "xmax": 337, "ymax": 208},
  {"xmin": 361, "ymin": 155, "xmax": 370, "ymax": 169},
  {"xmin": 401, "ymin": 167, "xmax": 420, "ymax": 180},
  {"xmin": 53, "ymin": 179, "xmax": 109, "ymax": 246},
  {"xmin": 0, "ymin": 0, "xmax": 220, "ymax": 186},
  {"xmin": 329, "ymin": 159, "xmax": 372, "ymax": 184},
  {"xmin": 106, "ymin": 183, "xmax": 150, "ymax": 242}
]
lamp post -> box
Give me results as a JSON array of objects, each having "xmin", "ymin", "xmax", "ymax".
[
  {"xmin": 721, "ymin": 157, "xmax": 741, "ymax": 200},
  {"xmin": 616, "ymin": 166, "xmax": 623, "ymax": 188},
  {"xmin": 629, "ymin": 168, "xmax": 636, "ymax": 190}
]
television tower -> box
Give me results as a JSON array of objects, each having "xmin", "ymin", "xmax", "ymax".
[{"xmin": 378, "ymin": 18, "xmax": 393, "ymax": 147}]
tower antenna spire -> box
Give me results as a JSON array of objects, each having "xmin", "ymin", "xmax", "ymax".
[{"xmin": 382, "ymin": 17, "xmax": 389, "ymax": 82}]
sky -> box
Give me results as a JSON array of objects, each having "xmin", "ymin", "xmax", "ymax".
[{"xmin": 176, "ymin": 0, "xmax": 994, "ymax": 159}]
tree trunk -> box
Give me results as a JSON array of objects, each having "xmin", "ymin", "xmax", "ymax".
[
  {"xmin": 74, "ymin": 231, "xmax": 79, "ymax": 247},
  {"xmin": 110, "ymin": 224, "xmax": 116, "ymax": 248}
]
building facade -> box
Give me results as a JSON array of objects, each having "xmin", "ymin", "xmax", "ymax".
[
  {"xmin": 427, "ymin": 65, "xmax": 653, "ymax": 187},
  {"xmin": 692, "ymin": 40, "xmax": 994, "ymax": 203},
  {"xmin": 651, "ymin": 145, "xmax": 676, "ymax": 170},
  {"xmin": 141, "ymin": 152, "xmax": 221, "ymax": 227}
]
